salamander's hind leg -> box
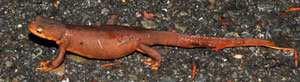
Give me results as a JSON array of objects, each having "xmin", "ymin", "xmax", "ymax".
[{"xmin": 137, "ymin": 44, "xmax": 161, "ymax": 70}]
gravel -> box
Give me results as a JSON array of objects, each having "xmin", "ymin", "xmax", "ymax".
[{"xmin": 0, "ymin": 0, "xmax": 299, "ymax": 81}]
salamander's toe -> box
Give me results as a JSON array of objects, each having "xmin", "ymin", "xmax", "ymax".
[
  {"xmin": 36, "ymin": 66, "xmax": 49, "ymax": 72},
  {"xmin": 143, "ymin": 57, "xmax": 153, "ymax": 65},
  {"xmin": 35, "ymin": 62, "xmax": 53, "ymax": 72},
  {"xmin": 40, "ymin": 62, "xmax": 49, "ymax": 66},
  {"xmin": 148, "ymin": 63, "xmax": 160, "ymax": 70},
  {"xmin": 143, "ymin": 61, "xmax": 160, "ymax": 70},
  {"xmin": 146, "ymin": 57, "xmax": 153, "ymax": 61},
  {"xmin": 143, "ymin": 61, "xmax": 152, "ymax": 65}
]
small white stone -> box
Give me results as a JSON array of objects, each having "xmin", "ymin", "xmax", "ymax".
[
  {"xmin": 17, "ymin": 24, "xmax": 22, "ymax": 28},
  {"xmin": 233, "ymin": 54, "xmax": 243, "ymax": 59}
]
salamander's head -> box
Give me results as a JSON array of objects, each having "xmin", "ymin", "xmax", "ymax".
[{"xmin": 28, "ymin": 16, "xmax": 67, "ymax": 41}]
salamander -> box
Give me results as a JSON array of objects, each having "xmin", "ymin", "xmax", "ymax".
[{"xmin": 28, "ymin": 16, "xmax": 276, "ymax": 72}]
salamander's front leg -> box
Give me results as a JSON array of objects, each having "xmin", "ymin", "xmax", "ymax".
[
  {"xmin": 36, "ymin": 42, "xmax": 68, "ymax": 72},
  {"xmin": 138, "ymin": 44, "xmax": 161, "ymax": 70}
]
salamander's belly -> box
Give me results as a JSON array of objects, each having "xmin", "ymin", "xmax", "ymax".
[{"xmin": 66, "ymin": 34, "xmax": 139, "ymax": 59}]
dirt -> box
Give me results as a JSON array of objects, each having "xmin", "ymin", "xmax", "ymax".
[{"xmin": 0, "ymin": 0, "xmax": 299, "ymax": 81}]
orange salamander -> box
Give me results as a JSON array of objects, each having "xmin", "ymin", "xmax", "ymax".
[{"xmin": 28, "ymin": 16, "xmax": 297, "ymax": 72}]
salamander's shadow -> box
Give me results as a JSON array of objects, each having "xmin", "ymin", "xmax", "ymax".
[
  {"xmin": 29, "ymin": 33, "xmax": 58, "ymax": 48},
  {"xmin": 29, "ymin": 33, "xmax": 90, "ymax": 59}
]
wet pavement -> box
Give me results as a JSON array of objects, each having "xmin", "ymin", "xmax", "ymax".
[{"xmin": 0, "ymin": 0, "xmax": 300, "ymax": 82}]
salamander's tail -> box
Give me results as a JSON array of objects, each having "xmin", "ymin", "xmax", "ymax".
[
  {"xmin": 145, "ymin": 31, "xmax": 297, "ymax": 67},
  {"xmin": 265, "ymin": 46, "xmax": 298, "ymax": 67},
  {"xmin": 144, "ymin": 31, "xmax": 297, "ymax": 67},
  {"xmin": 146, "ymin": 31, "xmax": 275, "ymax": 49},
  {"xmin": 211, "ymin": 38, "xmax": 275, "ymax": 50}
]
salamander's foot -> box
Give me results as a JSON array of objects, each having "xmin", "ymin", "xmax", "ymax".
[
  {"xmin": 35, "ymin": 62, "xmax": 54, "ymax": 72},
  {"xmin": 143, "ymin": 61, "xmax": 160, "ymax": 70}
]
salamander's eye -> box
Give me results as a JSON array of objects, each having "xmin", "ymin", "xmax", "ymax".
[{"xmin": 36, "ymin": 27, "xmax": 43, "ymax": 33}]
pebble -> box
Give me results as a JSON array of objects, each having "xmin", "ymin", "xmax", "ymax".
[
  {"xmin": 174, "ymin": 24, "xmax": 187, "ymax": 32},
  {"xmin": 167, "ymin": 3, "xmax": 173, "ymax": 8},
  {"xmin": 245, "ymin": 70, "xmax": 249, "ymax": 77},
  {"xmin": 17, "ymin": 34, "xmax": 25, "ymax": 39},
  {"xmin": 12, "ymin": 78, "xmax": 17, "ymax": 82},
  {"xmin": 160, "ymin": 76, "xmax": 176, "ymax": 82},
  {"xmin": 207, "ymin": 72, "xmax": 214, "ymax": 77},
  {"xmin": 81, "ymin": 14, "xmax": 90, "ymax": 23},
  {"xmin": 208, "ymin": 0, "xmax": 215, "ymax": 9},
  {"xmin": 214, "ymin": 76, "xmax": 221, "ymax": 81},
  {"xmin": 101, "ymin": 8, "xmax": 110, "ymax": 15},
  {"xmin": 121, "ymin": 0, "xmax": 126, "ymax": 3},
  {"xmin": 0, "ymin": 18, "xmax": 3, "ymax": 25},
  {"xmin": 128, "ymin": 74, "xmax": 137, "ymax": 80},
  {"xmin": 224, "ymin": 32, "xmax": 235, "ymax": 37},
  {"xmin": 61, "ymin": 78, "xmax": 69, "ymax": 82},
  {"xmin": 5, "ymin": 61, "xmax": 13, "ymax": 68},
  {"xmin": 257, "ymin": 33, "xmax": 265, "ymax": 38},
  {"xmin": 67, "ymin": 54, "xmax": 90, "ymax": 63},
  {"xmin": 141, "ymin": 20, "xmax": 158, "ymax": 29},
  {"xmin": 233, "ymin": 54, "xmax": 243, "ymax": 59},
  {"xmin": 118, "ymin": 71, "xmax": 124, "ymax": 77},
  {"xmin": 106, "ymin": 75, "xmax": 111, "ymax": 79},
  {"xmin": 209, "ymin": 0, "xmax": 215, "ymax": 3},
  {"xmin": 241, "ymin": 32, "xmax": 253, "ymax": 38},
  {"xmin": 106, "ymin": 15, "xmax": 119, "ymax": 25},
  {"xmin": 32, "ymin": 47, "xmax": 43, "ymax": 59},
  {"xmin": 227, "ymin": 11, "xmax": 239, "ymax": 18},
  {"xmin": 257, "ymin": 4, "xmax": 274, "ymax": 12},
  {"xmin": 231, "ymin": 71, "xmax": 238, "ymax": 78},
  {"xmin": 255, "ymin": 24, "xmax": 261, "ymax": 30},
  {"xmin": 179, "ymin": 11, "xmax": 188, "ymax": 16},
  {"xmin": 17, "ymin": 24, "xmax": 22, "ymax": 28},
  {"xmin": 194, "ymin": 74, "xmax": 208, "ymax": 82},
  {"xmin": 233, "ymin": 33, "xmax": 240, "ymax": 38}
]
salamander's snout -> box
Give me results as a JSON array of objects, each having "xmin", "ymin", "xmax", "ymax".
[{"xmin": 28, "ymin": 21, "xmax": 36, "ymax": 34}]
